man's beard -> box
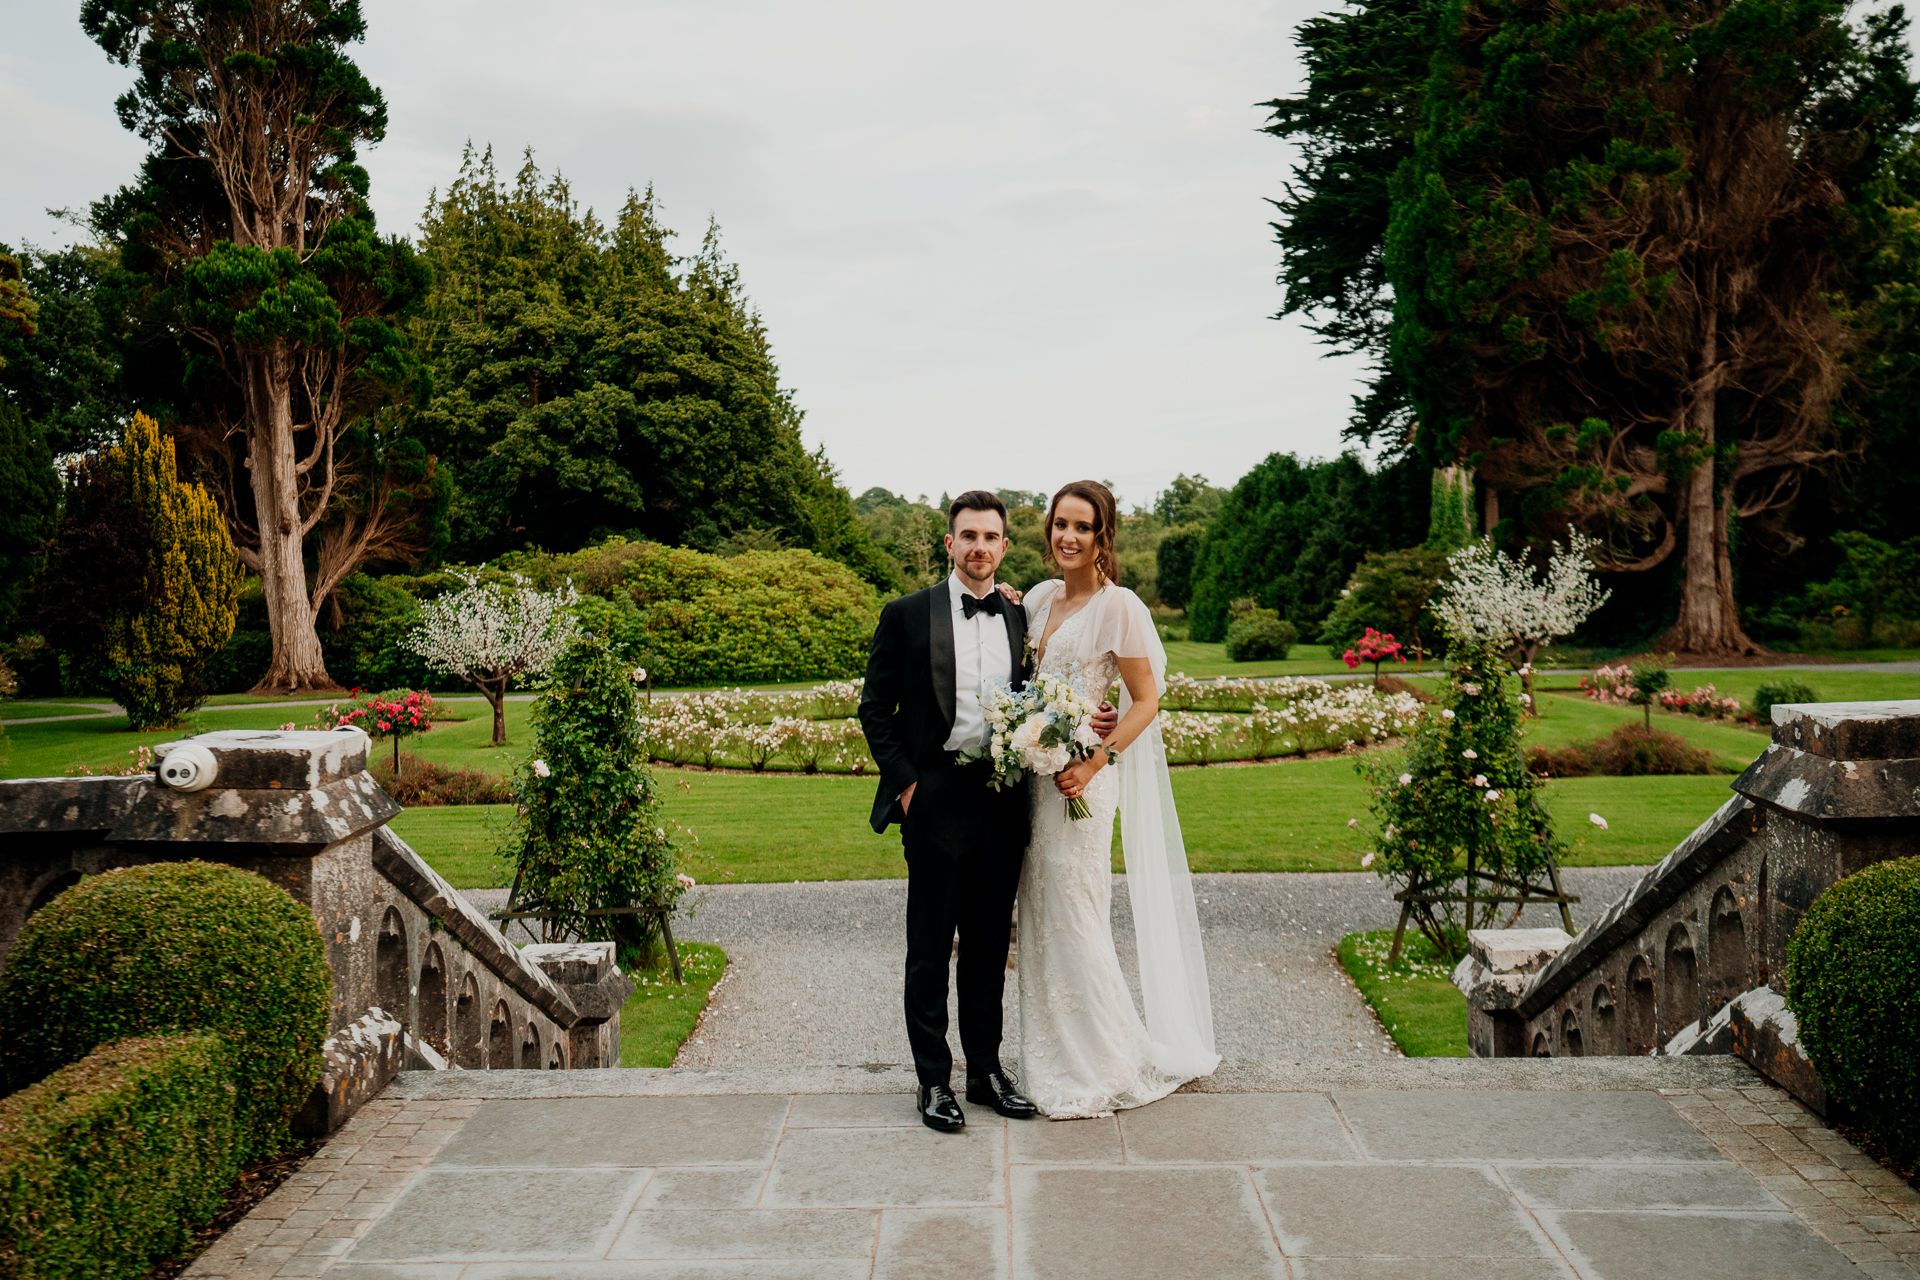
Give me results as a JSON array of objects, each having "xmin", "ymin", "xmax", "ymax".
[{"xmin": 957, "ymin": 557, "xmax": 996, "ymax": 587}]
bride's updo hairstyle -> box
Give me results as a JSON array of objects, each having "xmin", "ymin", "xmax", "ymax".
[{"xmin": 1044, "ymin": 480, "xmax": 1121, "ymax": 585}]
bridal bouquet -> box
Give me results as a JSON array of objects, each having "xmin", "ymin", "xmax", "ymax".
[{"xmin": 959, "ymin": 668, "xmax": 1104, "ymax": 820}]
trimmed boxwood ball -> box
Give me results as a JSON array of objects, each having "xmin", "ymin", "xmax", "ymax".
[
  {"xmin": 0, "ymin": 861, "xmax": 331, "ymax": 1159},
  {"xmin": 1786, "ymin": 856, "xmax": 1920, "ymax": 1161}
]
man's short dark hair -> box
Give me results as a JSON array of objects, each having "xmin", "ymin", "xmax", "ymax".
[{"xmin": 948, "ymin": 489, "xmax": 1008, "ymax": 531}]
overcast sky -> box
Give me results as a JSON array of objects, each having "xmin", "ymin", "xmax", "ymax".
[{"xmin": 4, "ymin": 0, "xmax": 1377, "ymax": 510}]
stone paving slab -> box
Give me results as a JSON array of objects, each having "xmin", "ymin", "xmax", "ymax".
[{"xmin": 184, "ymin": 1065, "xmax": 1918, "ymax": 1280}]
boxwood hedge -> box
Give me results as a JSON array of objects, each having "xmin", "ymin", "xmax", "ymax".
[
  {"xmin": 1786, "ymin": 856, "xmax": 1920, "ymax": 1161},
  {"xmin": 0, "ymin": 861, "xmax": 331, "ymax": 1161},
  {"xmin": 0, "ymin": 1034, "xmax": 238, "ymax": 1280}
]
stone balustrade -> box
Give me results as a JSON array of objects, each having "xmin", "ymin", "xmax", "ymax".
[
  {"xmin": 1457, "ymin": 700, "xmax": 1920, "ymax": 1114},
  {"xmin": 0, "ymin": 728, "xmax": 634, "ymax": 1133}
]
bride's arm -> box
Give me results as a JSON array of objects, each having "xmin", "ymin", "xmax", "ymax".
[{"xmin": 1053, "ymin": 655, "xmax": 1158, "ymax": 798}]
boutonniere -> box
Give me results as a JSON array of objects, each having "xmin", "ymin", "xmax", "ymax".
[{"xmin": 1024, "ymin": 630, "xmax": 1038, "ymax": 664}]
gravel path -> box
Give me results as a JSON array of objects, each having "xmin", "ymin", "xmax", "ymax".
[{"xmin": 463, "ymin": 866, "xmax": 1648, "ymax": 1072}]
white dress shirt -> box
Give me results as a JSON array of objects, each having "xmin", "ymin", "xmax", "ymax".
[{"xmin": 942, "ymin": 572, "xmax": 1012, "ymax": 753}]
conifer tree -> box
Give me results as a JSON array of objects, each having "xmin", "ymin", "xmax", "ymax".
[
  {"xmin": 1270, "ymin": 0, "xmax": 1920, "ymax": 654},
  {"xmin": 45, "ymin": 413, "xmax": 245, "ymax": 728},
  {"xmin": 0, "ymin": 401, "xmax": 60, "ymax": 621},
  {"xmin": 85, "ymin": 0, "xmax": 429, "ymax": 693}
]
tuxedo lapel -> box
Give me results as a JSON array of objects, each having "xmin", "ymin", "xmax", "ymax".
[
  {"xmin": 1003, "ymin": 602, "xmax": 1028, "ymax": 686},
  {"xmin": 929, "ymin": 579, "xmax": 956, "ymax": 733}
]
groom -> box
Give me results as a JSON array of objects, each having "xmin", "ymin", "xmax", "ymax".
[{"xmin": 859, "ymin": 490, "xmax": 1114, "ymax": 1133}]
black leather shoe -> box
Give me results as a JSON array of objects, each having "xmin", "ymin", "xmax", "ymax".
[
  {"xmin": 966, "ymin": 1070, "xmax": 1038, "ymax": 1119},
  {"xmin": 918, "ymin": 1084, "xmax": 965, "ymax": 1133}
]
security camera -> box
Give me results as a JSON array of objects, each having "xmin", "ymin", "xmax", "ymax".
[{"xmin": 156, "ymin": 743, "xmax": 219, "ymax": 792}]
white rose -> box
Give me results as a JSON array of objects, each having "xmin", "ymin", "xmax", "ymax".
[
  {"xmin": 1397, "ymin": 773, "xmax": 1412, "ymax": 786},
  {"xmin": 1462, "ymin": 749, "xmax": 1478, "ymax": 759},
  {"xmin": 1011, "ymin": 718, "xmax": 1043, "ymax": 752},
  {"xmin": 1441, "ymin": 709, "xmax": 1456, "ymax": 720},
  {"xmin": 532, "ymin": 759, "xmax": 551, "ymax": 778},
  {"xmin": 1024, "ymin": 744, "xmax": 1070, "ymax": 775},
  {"xmin": 1073, "ymin": 720, "xmax": 1101, "ymax": 749},
  {"xmin": 1485, "ymin": 789, "xmax": 1501, "ymax": 802},
  {"xmin": 1473, "ymin": 774, "xmax": 1488, "ymax": 787}
]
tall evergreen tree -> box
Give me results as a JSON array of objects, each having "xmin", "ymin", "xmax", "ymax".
[
  {"xmin": 0, "ymin": 242, "xmax": 126, "ymax": 455},
  {"xmin": 84, "ymin": 0, "xmax": 431, "ymax": 692},
  {"xmin": 1263, "ymin": 0, "xmax": 1438, "ymax": 446},
  {"xmin": 0, "ymin": 403, "xmax": 60, "ymax": 620},
  {"xmin": 413, "ymin": 149, "xmax": 892, "ymax": 585},
  {"xmin": 1272, "ymin": 0, "xmax": 1919, "ymax": 654},
  {"xmin": 1187, "ymin": 452, "xmax": 1429, "ymax": 640}
]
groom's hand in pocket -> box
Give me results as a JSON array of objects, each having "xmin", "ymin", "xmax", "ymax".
[{"xmin": 1092, "ymin": 701, "xmax": 1119, "ymax": 740}]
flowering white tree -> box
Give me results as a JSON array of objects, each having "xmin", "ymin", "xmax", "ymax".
[
  {"xmin": 1434, "ymin": 535, "xmax": 1611, "ymax": 715},
  {"xmin": 404, "ymin": 571, "xmax": 581, "ymax": 744}
]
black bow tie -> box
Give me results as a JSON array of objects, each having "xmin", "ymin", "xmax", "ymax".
[{"xmin": 962, "ymin": 592, "xmax": 1005, "ymax": 619}]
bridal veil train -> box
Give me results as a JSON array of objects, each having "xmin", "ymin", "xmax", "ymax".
[{"xmin": 1015, "ymin": 579, "xmax": 1219, "ymax": 1118}]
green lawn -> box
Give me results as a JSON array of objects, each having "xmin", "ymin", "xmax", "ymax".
[
  {"xmin": 1532, "ymin": 666, "xmax": 1920, "ymax": 709},
  {"xmin": 0, "ymin": 702, "xmax": 114, "ymax": 721},
  {"xmin": 620, "ymin": 942, "xmax": 728, "ymax": 1067},
  {"xmin": 0, "ymin": 698, "xmax": 528, "ymax": 780},
  {"xmin": 1338, "ymin": 930, "xmax": 1468, "ymax": 1057},
  {"xmin": 19, "ymin": 666, "xmax": 1912, "ymax": 888},
  {"xmin": 1160, "ymin": 640, "xmax": 1445, "ymax": 680},
  {"xmin": 387, "ymin": 756, "xmax": 1741, "ymax": 889}
]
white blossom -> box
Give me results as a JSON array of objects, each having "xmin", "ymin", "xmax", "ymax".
[
  {"xmin": 1473, "ymin": 774, "xmax": 1488, "ymax": 787},
  {"xmin": 404, "ymin": 570, "xmax": 579, "ymax": 694},
  {"xmin": 531, "ymin": 759, "xmax": 551, "ymax": 778},
  {"xmin": 1348, "ymin": 817, "xmax": 1359, "ymax": 828},
  {"xmin": 675, "ymin": 872, "xmax": 697, "ymax": 890},
  {"xmin": 1434, "ymin": 534, "xmax": 1610, "ymax": 656},
  {"xmin": 1462, "ymin": 748, "xmax": 1478, "ymax": 759},
  {"xmin": 1360, "ymin": 852, "xmax": 1375, "ymax": 867},
  {"xmin": 1589, "ymin": 813, "xmax": 1610, "ymax": 830},
  {"xmin": 1397, "ymin": 773, "xmax": 1413, "ymax": 786},
  {"xmin": 1485, "ymin": 789, "xmax": 1501, "ymax": 802},
  {"xmin": 1442, "ymin": 709, "xmax": 1456, "ymax": 720}
]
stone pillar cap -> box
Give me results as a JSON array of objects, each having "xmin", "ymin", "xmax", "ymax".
[
  {"xmin": 1467, "ymin": 927, "xmax": 1573, "ymax": 975},
  {"xmin": 156, "ymin": 728, "xmax": 371, "ymax": 789},
  {"xmin": 1771, "ymin": 700, "xmax": 1920, "ymax": 761}
]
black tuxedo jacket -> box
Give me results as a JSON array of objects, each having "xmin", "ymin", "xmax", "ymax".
[{"xmin": 858, "ymin": 579, "xmax": 1030, "ymax": 834}]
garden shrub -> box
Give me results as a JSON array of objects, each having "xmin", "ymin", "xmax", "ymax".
[
  {"xmin": 0, "ymin": 862, "xmax": 331, "ymax": 1161},
  {"xmin": 1525, "ymin": 724, "xmax": 1715, "ymax": 777},
  {"xmin": 1787, "ymin": 857, "xmax": 1920, "ymax": 1162},
  {"xmin": 1225, "ymin": 616, "xmax": 1297, "ymax": 662},
  {"xmin": 1753, "ymin": 679, "xmax": 1819, "ymax": 719},
  {"xmin": 0, "ymin": 1034, "xmax": 238, "ymax": 1280},
  {"xmin": 373, "ymin": 753, "xmax": 511, "ymax": 805},
  {"xmin": 617, "ymin": 543, "xmax": 879, "ymax": 685},
  {"xmin": 38, "ymin": 413, "xmax": 244, "ymax": 727}
]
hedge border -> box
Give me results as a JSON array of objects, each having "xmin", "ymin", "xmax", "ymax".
[{"xmin": 0, "ymin": 1034, "xmax": 239, "ymax": 1280}]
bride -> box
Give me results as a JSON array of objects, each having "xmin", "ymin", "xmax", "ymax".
[{"xmin": 1015, "ymin": 480, "xmax": 1220, "ymax": 1118}]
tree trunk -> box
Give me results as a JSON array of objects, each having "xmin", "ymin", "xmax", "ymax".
[
  {"xmin": 246, "ymin": 347, "xmax": 339, "ymax": 695},
  {"xmin": 1660, "ymin": 312, "xmax": 1764, "ymax": 657},
  {"xmin": 488, "ymin": 681, "xmax": 507, "ymax": 745}
]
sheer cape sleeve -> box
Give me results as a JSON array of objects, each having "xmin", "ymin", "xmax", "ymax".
[{"xmin": 1074, "ymin": 585, "xmax": 1219, "ymax": 1079}]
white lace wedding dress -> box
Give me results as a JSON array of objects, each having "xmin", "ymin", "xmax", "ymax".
[{"xmin": 1015, "ymin": 581, "xmax": 1220, "ymax": 1119}]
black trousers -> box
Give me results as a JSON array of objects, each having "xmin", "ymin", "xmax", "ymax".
[{"xmin": 901, "ymin": 758, "xmax": 1029, "ymax": 1087}]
